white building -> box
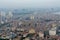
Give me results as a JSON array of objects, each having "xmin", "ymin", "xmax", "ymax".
[
  {"xmin": 6, "ymin": 11, "xmax": 13, "ymax": 19},
  {"xmin": 30, "ymin": 16, "xmax": 34, "ymax": 20},
  {"xmin": 39, "ymin": 32, "xmax": 44, "ymax": 38},
  {"xmin": 49, "ymin": 29, "xmax": 56, "ymax": 36},
  {"xmin": 1, "ymin": 21, "xmax": 4, "ymax": 24},
  {"xmin": 18, "ymin": 21, "xmax": 23, "ymax": 25}
]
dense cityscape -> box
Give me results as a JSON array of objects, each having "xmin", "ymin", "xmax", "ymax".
[{"xmin": 0, "ymin": 8, "xmax": 60, "ymax": 40}]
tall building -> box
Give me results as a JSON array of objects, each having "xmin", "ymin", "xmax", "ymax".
[
  {"xmin": 6, "ymin": 11, "xmax": 13, "ymax": 22},
  {"xmin": 0, "ymin": 11, "xmax": 6, "ymax": 24},
  {"xmin": 0, "ymin": 13, "xmax": 1, "ymax": 23},
  {"xmin": 30, "ymin": 16, "xmax": 34, "ymax": 20},
  {"xmin": 6, "ymin": 11, "xmax": 13, "ymax": 18}
]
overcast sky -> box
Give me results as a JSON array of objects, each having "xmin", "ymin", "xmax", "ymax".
[{"xmin": 0, "ymin": 0, "xmax": 60, "ymax": 9}]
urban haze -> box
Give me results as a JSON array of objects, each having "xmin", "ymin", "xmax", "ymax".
[{"xmin": 0, "ymin": 0, "xmax": 60, "ymax": 40}]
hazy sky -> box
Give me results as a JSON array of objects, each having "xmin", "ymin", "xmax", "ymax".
[{"xmin": 0, "ymin": 0, "xmax": 60, "ymax": 9}]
